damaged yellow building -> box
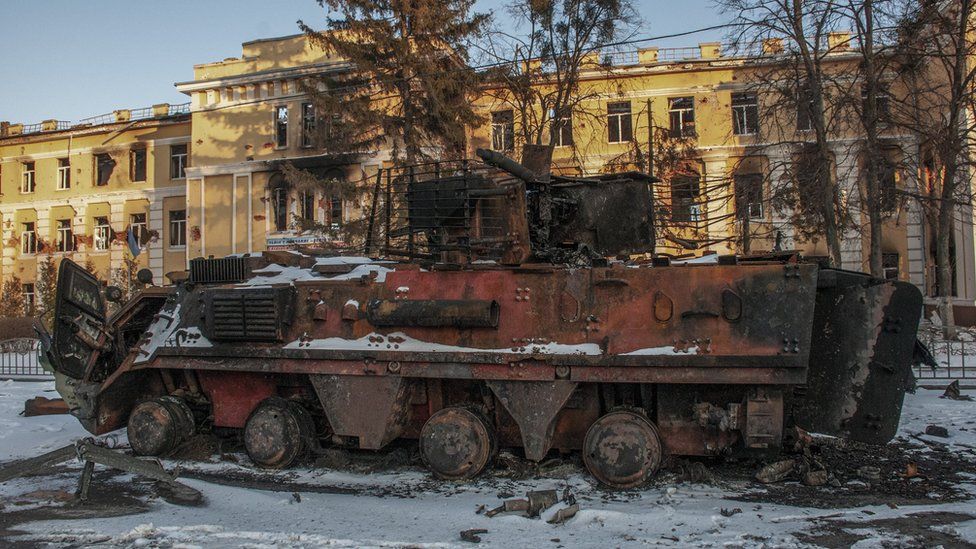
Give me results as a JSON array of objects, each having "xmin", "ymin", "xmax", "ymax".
[{"xmin": 0, "ymin": 106, "xmax": 190, "ymax": 304}]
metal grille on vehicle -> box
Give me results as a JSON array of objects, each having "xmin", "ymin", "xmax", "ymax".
[
  {"xmin": 189, "ymin": 256, "xmax": 251, "ymax": 284},
  {"xmin": 203, "ymin": 288, "xmax": 293, "ymax": 342}
]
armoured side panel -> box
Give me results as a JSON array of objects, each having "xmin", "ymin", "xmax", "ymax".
[{"xmin": 792, "ymin": 271, "xmax": 923, "ymax": 444}]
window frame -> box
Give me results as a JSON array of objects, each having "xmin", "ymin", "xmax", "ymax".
[
  {"xmin": 490, "ymin": 110, "xmax": 515, "ymax": 152},
  {"xmin": 668, "ymin": 97, "xmax": 696, "ymax": 138},
  {"xmin": 57, "ymin": 158, "xmax": 71, "ymax": 190},
  {"xmin": 796, "ymin": 86, "xmax": 814, "ymax": 132},
  {"xmin": 607, "ymin": 102, "xmax": 633, "ymax": 144},
  {"xmin": 93, "ymin": 216, "xmax": 112, "ymax": 251},
  {"xmin": 274, "ymin": 105, "xmax": 289, "ymax": 149},
  {"xmin": 670, "ymin": 174, "xmax": 702, "ymax": 224},
  {"xmin": 299, "ymin": 190, "xmax": 316, "ymax": 221},
  {"xmin": 22, "ymin": 283, "xmax": 35, "ymax": 313},
  {"xmin": 731, "ymin": 93, "xmax": 759, "ymax": 136},
  {"xmin": 734, "ymin": 173, "xmax": 765, "ymax": 220},
  {"xmin": 170, "ymin": 144, "xmax": 188, "ymax": 180},
  {"xmin": 301, "ymin": 102, "xmax": 316, "ymax": 148},
  {"xmin": 130, "ymin": 148, "xmax": 147, "ymax": 182},
  {"xmin": 861, "ymin": 85, "xmax": 891, "ymax": 125},
  {"xmin": 21, "ymin": 222, "xmax": 37, "ymax": 255},
  {"xmin": 56, "ymin": 219, "xmax": 74, "ymax": 253},
  {"xmin": 95, "ymin": 153, "xmax": 115, "ymax": 186},
  {"xmin": 169, "ymin": 209, "xmax": 187, "ymax": 248},
  {"xmin": 130, "ymin": 212, "xmax": 148, "ymax": 247},
  {"xmin": 271, "ymin": 186, "xmax": 289, "ymax": 232},
  {"xmin": 21, "ymin": 161, "xmax": 35, "ymax": 194},
  {"xmin": 553, "ymin": 115, "xmax": 573, "ymax": 148},
  {"xmin": 329, "ymin": 195, "xmax": 343, "ymax": 230}
]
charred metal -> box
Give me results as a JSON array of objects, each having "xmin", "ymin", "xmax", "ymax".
[{"xmin": 41, "ymin": 153, "xmax": 924, "ymax": 489}]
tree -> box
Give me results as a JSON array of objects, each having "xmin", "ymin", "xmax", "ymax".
[
  {"xmin": 110, "ymin": 251, "xmax": 141, "ymax": 307},
  {"xmin": 35, "ymin": 255, "xmax": 58, "ymax": 330},
  {"xmin": 0, "ymin": 276, "xmax": 26, "ymax": 318},
  {"xmin": 719, "ymin": 0, "xmax": 846, "ymax": 266},
  {"xmin": 835, "ymin": 0, "xmax": 902, "ymax": 277},
  {"xmin": 890, "ymin": 0, "xmax": 976, "ymax": 336},
  {"xmin": 299, "ymin": 0, "xmax": 489, "ymax": 164},
  {"xmin": 479, "ymin": 0, "xmax": 639, "ymax": 165}
]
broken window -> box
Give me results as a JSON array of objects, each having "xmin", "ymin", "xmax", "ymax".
[
  {"xmin": 861, "ymin": 85, "xmax": 891, "ymax": 124},
  {"xmin": 734, "ymin": 173, "xmax": 764, "ymax": 219},
  {"xmin": 731, "ymin": 93, "xmax": 758, "ymax": 136},
  {"xmin": 93, "ymin": 216, "xmax": 111, "ymax": 251},
  {"xmin": 57, "ymin": 158, "xmax": 70, "ymax": 190},
  {"xmin": 21, "ymin": 161, "xmax": 35, "ymax": 193},
  {"xmin": 271, "ymin": 186, "xmax": 289, "ymax": 232},
  {"xmin": 491, "ymin": 110, "xmax": 514, "ymax": 152},
  {"xmin": 300, "ymin": 191, "xmax": 315, "ymax": 221},
  {"xmin": 301, "ymin": 103, "xmax": 316, "ymax": 148},
  {"xmin": 22, "ymin": 283, "xmax": 34, "ymax": 313},
  {"xmin": 170, "ymin": 145, "xmax": 188, "ymax": 179},
  {"xmin": 607, "ymin": 102, "xmax": 633, "ymax": 143},
  {"xmin": 169, "ymin": 209, "xmax": 186, "ymax": 247},
  {"xmin": 95, "ymin": 153, "xmax": 115, "ymax": 186},
  {"xmin": 275, "ymin": 105, "xmax": 289, "ymax": 148},
  {"xmin": 668, "ymin": 97, "xmax": 696, "ymax": 138},
  {"xmin": 330, "ymin": 195, "xmax": 343, "ymax": 229},
  {"xmin": 21, "ymin": 222, "xmax": 36, "ymax": 254},
  {"xmin": 130, "ymin": 213, "xmax": 148, "ymax": 246},
  {"xmin": 553, "ymin": 115, "xmax": 573, "ymax": 148},
  {"xmin": 56, "ymin": 219, "xmax": 74, "ymax": 252},
  {"xmin": 882, "ymin": 252, "xmax": 899, "ymax": 280},
  {"xmin": 131, "ymin": 149, "xmax": 147, "ymax": 182},
  {"xmin": 670, "ymin": 174, "xmax": 701, "ymax": 224}
]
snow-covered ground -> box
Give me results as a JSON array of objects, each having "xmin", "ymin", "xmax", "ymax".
[{"xmin": 1, "ymin": 379, "xmax": 975, "ymax": 548}]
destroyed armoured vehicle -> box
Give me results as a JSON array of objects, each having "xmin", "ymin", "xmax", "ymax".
[{"xmin": 44, "ymin": 150, "xmax": 923, "ymax": 488}]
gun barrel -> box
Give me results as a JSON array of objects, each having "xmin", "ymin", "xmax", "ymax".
[{"xmin": 475, "ymin": 148, "xmax": 540, "ymax": 184}]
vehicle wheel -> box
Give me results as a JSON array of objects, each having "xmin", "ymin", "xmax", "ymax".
[
  {"xmin": 420, "ymin": 406, "xmax": 496, "ymax": 480},
  {"xmin": 582, "ymin": 410, "xmax": 663, "ymax": 489},
  {"xmin": 244, "ymin": 397, "xmax": 314, "ymax": 469},
  {"xmin": 127, "ymin": 396, "xmax": 195, "ymax": 457}
]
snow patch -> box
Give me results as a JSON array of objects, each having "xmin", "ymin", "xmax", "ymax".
[
  {"xmin": 622, "ymin": 345, "xmax": 699, "ymax": 356},
  {"xmin": 286, "ymin": 332, "xmax": 603, "ymax": 356}
]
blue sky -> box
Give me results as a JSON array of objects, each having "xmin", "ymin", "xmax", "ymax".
[{"xmin": 0, "ymin": 1, "xmax": 726, "ymax": 124}]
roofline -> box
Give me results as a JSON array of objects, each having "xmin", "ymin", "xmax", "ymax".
[
  {"xmin": 0, "ymin": 114, "xmax": 190, "ymax": 146},
  {"xmin": 241, "ymin": 32, "xmax": 308, "ymax": 47},
  {"xmin": 174, "ymin": 61, "xmax": 352, "ymax": 93}
]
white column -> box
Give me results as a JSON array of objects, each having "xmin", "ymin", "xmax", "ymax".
[
  {"xmin": 833, "ymin": 144, "xmax": 863, "ymax": 271},
  {"xmin": 0, "ymin": 209, "xmax": 15, "ymax": 276},
  {"xmin": 148, "ymin": 191, "xmax": 165, "ymax": 284},
  {"xmin": 906, "ymin": 197, "xmax": 927, "ymax": 294},
  {"xmin": 767, "ymin": 149, "xmax": 795, "ymax": 251},
  {"xmin": 702, "ymin": 156, "xmax": 733, "ymax": 254},
  {"xmin": 109, "ymin": 201, "xmax": 125, "ymax": 271}
]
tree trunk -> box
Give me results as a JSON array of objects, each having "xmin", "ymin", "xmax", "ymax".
[{"xmin": 937, "ymin": 167, "xmax": 957, "ymax": 339}]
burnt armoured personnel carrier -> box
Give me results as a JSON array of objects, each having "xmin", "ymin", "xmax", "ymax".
[{"xmin": 44, "ymin": 150, "xmax": 923, "ymax": 489}]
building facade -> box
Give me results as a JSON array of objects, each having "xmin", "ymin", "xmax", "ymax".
[
  {"xmin": 0, "ymin": 105, "xmax": 191, "ymax": 301},
  {"xmin": 1, "ymin": 31, "xmax": 973, "ymax": 309},
  {"xmin": 174, "ymin": 34, "xmax": 383, "ymax": 261}
]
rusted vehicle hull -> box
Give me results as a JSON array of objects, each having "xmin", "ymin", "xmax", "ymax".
[{"xmin": 47, "ymin": 255, "xmax": 922, "ymax": 488}]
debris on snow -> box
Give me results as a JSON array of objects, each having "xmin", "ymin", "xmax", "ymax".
[{"xmin": 756, "ymin": 460, "xmax": 795, "ymax": 484}]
